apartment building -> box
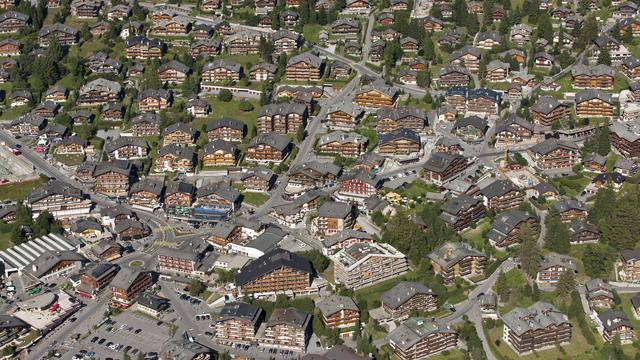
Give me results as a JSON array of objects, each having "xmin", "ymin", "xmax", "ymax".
[
  {"xmin": 215, "ymin": 302, "xmax": 264, "ymax": 345},
  {"xmin": 388, "ymin": 318, "xmax": 458, "ymax": 360},
  {"xmin": 331, "ymin": 242, "xmax": 409, "ymax": 290},
  {"xmin": 536, "ymin": 252, "xmax": 577, "ymax": 285},
  {"xmin": 528, "ymin": 138, "xmax": 581, "ymax": 170},
  {"xmin": 428, "ymin": 242, "xmax": 487, "ymax": 283},
  {"xmin": 381, "ymin": 281, "xmax": 438, "ymax": 321},
  {"xmin": 502, "ymin": 302, "xmax": 572, "ymax": 354},
  {"xmin": 110, "ymin": 268, "xmax": 153, "ymax": 308},
  {"xmin": 439, "ymin": 195, "xmax": 486, "ymax": 231},
  {"xmin": 26, "ymin": 180, "xmax": 92, "ymax": 218},
  {"xmin": 317, "ymin": 295, "xmax": 360, "ymax": 330}
]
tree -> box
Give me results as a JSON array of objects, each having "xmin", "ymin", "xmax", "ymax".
[
  {"xmin": 422, "ymin": 32, "xmax": 436, "ymax": 62},
  {"xmin": 544, "ymin": 210, "xmax": 571, "ymax": 254},
  {"xmin": 519, "ymin": 223, "xmax": 541, "ymax": 278},
  {"xmin": 555, "ymin": 270, "xmax": 575, "ymax": 298},
  {"xmin": 532, "ymin": 282, "xmax": 540, "ymax": 301},
  {"xmin": 217, "ymin": 89, "xmax": 233, "ymax": 102},
  {"xmin": 296, "ymin": 124, "xmax": 305, "ymax": 142},
  {"xmin": 597, "ymin": 46, "xmax": 612, "ymax": 66},
  {"xmin": 33, "ymin": 211, "xmax": 53, "ymax": 237},
  {"xmin": 371, "ymin": 211, "xmax": 385, "ymax": 227},
  {"xmin": 189, "ymin": 279, "xmax": 205, "ymax": 296},
  {"xmin": 495, "ymin": 271, "xmax": 510, "ymax": 302},
  {"xmin": 238, "ymin": 100, "xmax": 254, "ymax": 112},
  {"xmin": 298, "ymin": 250, "xmax": 330, "ymax": 272},
  {"xmin": 513, "ymin": 152, "xmax": 528, "ymax": 166},
  {"xmin": 536, "ymin": 14, "xmax": 553, "ymax": 43},
  {"xmin": 582, "ymin": 244, "xmax": 612, "ymax": 278}
]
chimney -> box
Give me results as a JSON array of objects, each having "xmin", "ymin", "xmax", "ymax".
[{"xmin": 32, "ymin": 264, "xmax": 38, "ymax": 272}]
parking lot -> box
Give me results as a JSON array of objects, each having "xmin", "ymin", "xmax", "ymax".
[{"xmin": 64, "ymin": 311, "xmax": 174, "ymax": 360}]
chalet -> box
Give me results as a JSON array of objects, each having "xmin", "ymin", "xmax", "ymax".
[
  {"xmin": 475, "ymin": 31, "xmax": 502, "ymax": 49},
  {"xmin": 423, "ymin": 152, "xmax": 468, "ymax": 185},
  {"xmin": 317, "ymin": 296, "xmax": 359, "ymax": 332},
  {"xmin": 551, "ymin": 6, "xmax": 571, "ymax": 19},
  {"xmin": 529, "ymin": 138, "xmax": 580, "ymax": 170},
  {"xmin": 69, "ymin": 111, "xmax": 93, "ymax": 126},
  {"xmin": 255, "ymin": 0, "xmax": 276, "ymax": 14},
  {"xmin": 138, "ymin": 89, "xmax": 172, "ymax": 112},
  {"xmin": 226, "ymin": 31, "xmax": 261, "ymax": 55},
  {"xmin": 155, "ymin": 144, "xmax": 196, "ymax": 173},
  {"xmin": 593, "ymin": 35, "xmax": 627, "ymax": 64},
  {"xmin": 569, "ymin": 219, "xmax": 599, "ymax": 244},
  {"xmin": 388, "ymin": 319, "xmax": 458, "ymax": 360},
  {"xmin": 467, "ymin": 88, "xmax": 501, "ymax": 116},
  {"xmin": 131, "ymin": 113, "xmax": 159, "ymax": 137},
  {"xmin": 452, "ymin": 116, "xmax": 488, "ymax": 144},
  {"xmin": 185, "ymin": 97, "xmax": 210, "ymax": 118},
  {"xmin": 86, "ymin": 52, "xmax": 122, "ymax": 75},
  {"xmin": 486, "ymin": 60, "xmax": 509, "ymax": 82},
  {"xmin": 272, "ymin": 30, "xmax": 300, "ymax": 54},
  {"xmin": 191, "ymin": 24, "xmax": 213, "ymax": 40},
  {"xmin": 318, "ymin": 131, "xmax": 367, "ymax": 158},
  {"xmin": 623, "ymin": 56, "xmax": 640, "ymax": 81},
  {"xmin": 377, "ymin": 128, "xmax": 421, "ymax": 157},
  {"xmin": 114, "ymin": 219, "xmax": 150, "ymax": 241},
  {"xmin": 438, "ymin": 66, "xmax": 471, "ymax": 87},
  {"xmin": 534, "ymin": 52, "xmax": 554, "ymax": 68},
  {"xmin": 202, "ymin": 60, "xmax": 241, "ymax": 82},
  {"xmin": 584, "ymin": 153, "xmax": 607, "ymax": 173},
  {"xmin": 531, "ymin": 96, "xmax": 571, "ymax": 126},
  {"xmin": 619, "ymin": 18, "xmax": 640, "ymax": 38},
  {"xmin": 9, "ymin": 113, "xmax": 45, "ymax": 136},
  {"xmin": 592, "ymin": 172, "xmax": 627, "ymax": 192},
  {"xmin": 610, "ymin": 120, "xmax": 640, "ymax": 157},
  {"xmin": 233, "ymin": 169, "xmax": 274, "ymax": 196},
  {"xmin": 0, "ymin": 11, "xmax": 29, "ymax": 33},
  {"xmin": 0, "ymin": 39, "xmax": 20, "ymax": 56},
  {"xmin": 39, "ymin": 23, "xmax": 78, "ymax": 47},
  {"xmin": 397, "ymin": 70, "xmax": 417, "ymax": 85},
  {"xmin": 124, "ymin": 36, "xmax": 164, "ymax": 59},
  {"xmin": 193, "ymin": 182, "xmax": 241, "ymax": 221},
  {"xmin": 71, "ymin": 0, "xmax": 101, "ymax": 18},
  {"xmin": 201, "ymin": 0, "xmax": 220, "ymax": 11},
  {"xmin": 162, "ymin": 122, "xmax": 197, "ymax": 146},
  {"xmin": 279, "ymin": 10, "xmax": 299, "ymax": 28},
  {"xmin": 191, "ymin": 39, "xmax": 221, "ymax": 58},
  {"xmin": 598, "ymin": 310, "xmax": 635, "ymax": 344},
  {"xmin": 93, "ymin": 162, "xmax": 133, "ymax": 198},
  {"xmin": 151, "ymin": 16, "xmax": 191, "ymax": 36},
  {"xmin": 257, "ymin": 102, "xmax": 307, "ymax": 135},
  {"xmin": 439, "ymin": 195, "xmax": 485, "ymax": 231},
  {"xmin": 537, "ymin": 252, "xmax": 577, "ymax": 285},
  {"xmin": 495, "ymin": 115, "xmax": 534, "ymax": 146},
  {"xmin": 614, "ymin": 1, "xmax": 638, "ymax": 19},
  {"xmin": 354, "ymin": 80, "xmax": 398, "ymax": 109},
  {"xmin": 408, "ymin": 57, "xmax": 427, "ymax": 71},
  {"xmin": 554, "ymin": 199, "xmax": 588, "ymax": 223},
  {"xmin": 288, "ymin": 161, "xmax": 341, "ymax": 190},
  {"xmin": 33, "ymin": 101, "xmax": 59, "ymax": 119},
  {"xmin": 614, "ymin": 158, "xmax": 638, "ymax": 177},
  {"xmin": 502, "ymin": 302, "xmax": 572, "ymax": 354},
  {"xmin": 105, "ymin": 137, "xmax": 149, "ymax": 161},
  {"xmin": 164, "ymin": 182, "xmax": 195, "ymax": 208},
  {"xmin": 120, "ymin": 20, "xmax": 143, "ymax": 39},
  {"xmin": 326, "ymin": 105, "xmax": 364, "ymax": 130},
  {"xmin": 510, "ymin": 24, "xmax": 533, "ymax": 45},
  {"xmin": 479, "ymin": 179, "xmax": 524, "ymax": 212},
  {"xmin": 575, "ymin": 89, "xmax": 615, "ymax": 117},
  {"xmin": 378, "ymin": 12, "xmax": 394, "ymax": 26},
  {"xmin": 380, "ymin": 282, "xmax": 437, "ymax": 321},
  {"xmin": 572, "ymin": 64, "xmax": 615, "ymax": 89},
  {"xmin": 376, "ymin": 106, "xmax": 426, "ymax": 134},
  {"xmin": 129, "ymin": 179, "xmax": 163, "ymax": 209},
  {"xmin": 585, "ymin": 279, "xmax": 614, "ymax": 309},
  {"xmin": 107, "ymin": 4, "xmax": 131, "ymax": 20},
  {"xmin": 246, "ymin": 133, "xmax": 292, "ymax": 163},
  {"xmin": 391, "ymin": 0, "xmax": 409, "ymax": 10},
  {"xmin": 10, "ymin": 89, "xmax": 31, "ymax": 107},
  {"xmin": 78, "ymin": 78, "xmax": 122, "ymax": 106},
  {"xmin": 491, "ymin": 4, "xmax": 505, "ymax": 21},
  {"xmin": 429, "ymin": 242, "xmax": 486, "ymax": 283},
  {"xmin": 158, "ymin": 60, "xmax": 191, "ymax": 85},
  {"xmin": 206, "ymin": 118, "xmax": 245, "ymax": 142},
  {"xmin": 329, "ymin": 61, "xmax": 352, "ymax": 80},
  {"xmin": 422, "ymin": 16, "xmax": 443, "ymax": 32},
  {"xmin": 344, "ymin": 40, "xmax": 362, "ymax": 56},
  {"xmin": 202, "ymin": 140, "xmax": 237, "ymax": 167},
  {"xmin": 345, "ymin": 0, "xmax": 370, "ymax": 13},
  {"xmin": 487, "ymin": 209, "xmax": 538, "ymax": 249},
  {"xmin": 286, "ymin": 52, "xmax": 323, "ymax": 81}
]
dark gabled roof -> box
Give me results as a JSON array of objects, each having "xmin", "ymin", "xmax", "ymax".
[
  {"xmin": 380, "ymin": 281, "xmax": 435, "ymax": 310},
  {"xmin": 219, "ymin": 302, "xmax": 263, "ymax": 326},
  {"xmin": 203, "ymin": 59, "xmax": 241, "ymax": 72},
  {"xmin": 157, "ymin": 144, "xmax": 195, "ymax": 161},
  {"xmin": 162, "ymin": 122, "xmax": 196, "ymax": 136},
  {"xmin": 27, "ymin": 180, "xmax": 84, "ymax": 203},
  {"xmin": 553, "ymin": 199, "xmax": 587, "ymax": 213},
  {"xmin": 266, "ymin": 307, "xmax": 311, "ymax": 329},
  {"xmin": 287, "ymin": 52, "xmax": 322, "ymax": 68},
  {"xmin": 317, "ymin": 295, "xmax": 359, "ymax": 316},
  {"xmin": 130, "ymin": 178, "xmax": 164, "ymax": 196},
  {"xmin": 480, "ymin": 179, "xmax": 521, "ymax": 198},
  {"xmin": 235, "ymin": 248, "xmax": 313, "ymax": 286},
  {"xmin": 138, "ymin": 88, "xmax": 171, "ymax": 100},
  {"xmin": 110, "ymin": 267, "xmax": 148, "ymax": 290},
  {"xmin": 158, "ymin": 60, "xmax": 191, "ymax": 75},
  {"xmin": 11, "ymin": 112, "xmax": 45, "ymax": 127},
  {"xmin": 248, "ymin": 132, "xmax": 291, "ymax": 151},
  {"xmin": 125, "ymin": 35, "xmax": 164, "ymax": 48},
  {"xmin": 104, "ymin": 136, "xmax": 149, "ymax": 153},
  {"xmin": 599, "ymin": 309, "xmax": 633, "ymax": 332},
  {"xmin": 114, "ymin": 218, "xmax": 147, "ymax": 234},
  {"xmin": 259, "ymin": 102, "xmax": 307, "ymax": 117},
  {"xmin": 495, "ymin": 114, "xmax": 534, "ymax": 133},
  {"xmin": 378, "ymin": 128, "xmax": 420, "ymax": 146},
  {"xmin": 450, "ymin": 45, "xmax": 481, "ymax": 61},
  {"xmin": 316, "ymin": 201, "xmax": 354, "ymax": 219},
  {"xmin": 423, "ymin": 152, "xmax": 465, "ymax": 173},
  {"xmin": 575, "ymin": 89, "xmax": 614, "ymax": 105},
  {"xmin": 206, "ymin": 117, "xmax": 245, "ymax": 132},
  {"xmin": 440, "ymin": 194, "xmax": 481, "ymax": 214},
  {"xmin": 203, "ymin": 139, "xmax": 237, "ymax": 155},
  {"xmin": 529, "ymin": 138, "xmax": 579, "ymax": 155},
  {"xmin": 453, "ymin": 115, "xmax": 488, "ymax": 133},
  {"xmin": 39, "ymin": 22, "xmax": 78, "ymax": 37},
  {"xmin": 165, "ymin": 181, "xmax": 195, "ymax": 196},
  {"xmin": 196, "ymin": 181, "xmax": 240, "ymax": 202},
  {"xmin": 131, "ymin": 112, "xmax": 159, "ymax": 125}
]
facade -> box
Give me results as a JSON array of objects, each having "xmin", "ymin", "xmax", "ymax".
[
  {"xmin": 332, "ymin": 242, "xmax": 409, "ymax": 290},
  {"xmin": 618, "ymin": 249, "xmax": 640, "ymax": 282},
  {"xmin": 531, "ymin": 96, "xmax": 571, "ymax": 126},
  {"xmin": 479, "ymin": 179, "xmax": 524, "ymax": 212},
  {"xmin": 215, "ymin": 302, "xmax": 264, "ymax": 345},
  {"xmin": 575, "ymin": 89, "xmax": 615, "ymax": 117},
  {"xmin": 502, "ymin": 302, "xmax": 572, "ymax": 354},
  {"xmin": 26, "ymin": 180, "xmax": 92, "ymax": 218},
  {"xmin": 258, "ymin": 308, "xmax": 312, "ymax": 351},
  {"xmin": 388, "ymin": 318, "xmax": 458, "ymax": 360},
  {"xmin": 428, "ymin": 242, "xmax": 487, "ymax": 283},
  {"xmin": 598, "ymin": 310, "xmax": 635, "ymax": 344},
  {"xmin": 423, "ymin": 153, "xmax": 469, "ymax": 185},
  {"xmin": 486, "ymin": 209, "xmax": 538, "ymax": 249},
  {"xmin": 110, "ymin": 268, "xmax": 153, "ymax": 308},
  {"xmin": 536, "ymin": 252, "xmax": 577, "ymax": 285},
  {"xmin": 311, "ymin": 201, "xmax": 356, "ymax": 237},
  {"xmin": 381, "ymin": 281, "xmax": 438, "ymax": 321},
  {"xmin": 317, "ymin": 295, "xmax": 360, "ymax": 330},
  {"xmin": 439, "ymin": 195, "xmax": 486, "ymax": 231},
  {"xmin": 529, "ymin": 138, "xmax": 581, "ymax": 170},
  {"xmin": 257, "ymin": 102, "xmax": 308, "ymax": 135}
]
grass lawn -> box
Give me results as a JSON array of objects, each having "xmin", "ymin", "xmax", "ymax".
[
  {"xmin": 241, "ymin": 191, "xmax": 269, "ymax": 207},
  {"xmin": 605, "ymin": 153, "xmax": 621, "ymax": 172},
  {"xmin": 129, "ymin": 260, "xmax": 144, "ymax": 267},
  {"xmin": 551, "ymin": 174, "xmax": 592, "ymax": 197},
  {"xmin": 614, "ymin": 73, "xmax": 630, "ymax": 92},
  {"xmin": 0, "ymin": 105, "xmax": 28, "ymax": 120},
  {"xmin": 80, "ymin": 38, "xmax": 109, "ymax": 57},
  {"xmin": 322, "ymin": 262, "xmax": 335, "ymax": 284},
  {"xmin": 216, "ymin": 53, "xmax": 262, "ymax": 68},
  {"xmin": 197, "ymin": 97, "xmax": 260, "ymax": 140},
  {"xmin": 53, "ymin": 153, "xmax": 85, "ymax": 166},
  {"xmin": 486, "ymin": 319, "xmax": 602, "ymax": 360},
  {"xmin": 428, "ymin": 349, "xmax": 468, "ymax": 360},
  {"xmin": 393, "ymin": 179, "xmax": 438, "ymax": 199},
  {"xmin": 0, "ymin": 176, "xmax": 47, "ymax": 201},
  {"xmin": 462, "ymin": 218, "xmax": 491, "ymax": 250},
  {"xmin": 303, "ymin": 24, "xmax": 325, "ymax": 43},
  {"xmin": 0, "ymin": 231, "xmax": 13, "ymax": 250},
  {"xmin": 43, "ymin": 8, "xmax": 60, "ymax": 25}
]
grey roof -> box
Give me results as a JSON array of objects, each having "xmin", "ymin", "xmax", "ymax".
[
  {"xmin": 124, "ymin": 35, "xmax": 164, "ymax": 49},
  {"xmin": 317, "ymin": 201, "xmax": 354, "ymax": 219},
  {"xmin": 99, "ymin": 204, "xmax": 133, "ymax": 218},
  {"xmin": 486, "ymin": 209, "xmax": 534, "ymax": 244},
  {"xmin": 388, "ymin": 318, "xmax": 456, "ymax": 351},
  {"xmin": 610, "ymin": 120, "xmax": 640, "ymax": 142},
  {"xmin": 244, "ymin": 225, "xmax": 286, "ymax": 252},
  {"xmin": 569, "ymin": 219, "xmax": 599, "ymax": 236},
  {"xmin": 158, "ymin": 144, "xmax": 195, "ymax": 161},
  {"xmin": 266, "ymin": 307, "xmax": 311, "ymax": 329},
  {"xmin": 272, "ymin": 29, "xmax": 300, "ymax": 42},
  {"xmin": 0, "ymin": 10, "xmax": 29, "ymax": 22},
  {"xmin": 206, "ymin": 117, "xmax": 245, "ymax": 132},
  {"xmin": 11, "ymin": 89, "xmax": 32, "ymax": 100},
  {"xmin": 273, "ymin": 189, "xmax": 326, "ymax": 216},
  {"xmin": 495, "ymin": 114, "xmax": 534, "ymax": 134},
  {"xmin": 585, "ymin": 278, "xmax": 612, "ymax": 296},
  {"xmin": 203, "ymin": 59, "xmax": 241, "ymax": 73},
  {"xmin": 81, "ymin": 78, "xmax": 122, "ymax": 94},
  {"xmin": 137, "ymin": 292, "xmax": 169, "ymax": 311},
  {"xmin": 203, "ymin": 139, "xmax": 237, "ymax": 155},
  {"xmin": 380, "ymin": 281, "xmax": 435, "ymax": 310},
  {"xmin": 104, "ymin": 136, "xmax": 149, "ymax": 153},
  {"xmin": 165, "ymin": 181, "xmax": 195, "ymax": 197},
  {"xmin": 158, "ymin": 60, "xmax": 191, "ymax": 75},
  {"xmin": 356, "ymin": 79, "xmax": 398, "ymax": 99},
  {"xmin": 93, "ymin": 161, "xmax": 132, "ymax": 177},
  {"xmin": 531, "ymin": 96, "xmax": 568, "ymax": 115},
  {"xmin": 27, "ymin": 250, "xmax": 88, "ymax": 278},
  {"xmin": 331, "ymin": 18, "xmax": 360, "ymax": 30},
  {"xmin": 287, "ymin": 52, "xmax": 322, "ymax": 68},
  {"xmin": 599, "ymin": 310, "xmax": 633, "ymax": 332},
  {"xmin": 529, "ymin": 138, "xmax": 579, "ymax": 155},
  {"xmin": 162, "ymin": 122, "xmax": 196, "ymax": 137},
  {"xmin": 376, "ymin": 106, "xmax": 427, "ymax": 123},
  {"xmin": 114, "ymin": 218, "xmax": 147, "ymax": 234},
  {"xmin": 251, "ymin": 62, "xmax": 278, "ymax": 73},
  {"xmin": 130, "ymin": 178, "xmax": 164, "ymax": 196},
  {"xmin": 110, "ymin": 267, "xmax": 148, "ymax": 290},
  {"xmin": 615, "ymin": 158, "xmax": 637, "ymax": 171},
  {"xmin": 584, "ymin": 152, "xmax": 607, "ymax": 166},
  {"xmin": 138, "ymin": 88, "xmax": 171, "ymax": 100},
  {"xmin": 210, "ymin": 221, "xmax": 238, "ymax": 239},
  {"xmin": 11, "ymin": 112, "xmax": 44, "ymax": 127},
  {"xmin": 423, "ymin": 152, "xmax": 465, "ymax": 173},
  {"xmin": 553, "ymin": 199, "xmax": 587, "ymax": 213},
  {"xmin": 539, "ymin": 252, "xmax": 577, "ymax": 271},
  {"xmin": 438, "ymin": 65, "xmax": 471, "ymax": 77},
  {"xmin": 575, "ymin": 89, "xmax": 614, "ymax": 105},
  {"xmin": 502, "ymin": 302, "xmax": 570, "ymax": 336},
  {"xmin": 428, "ymin": 241, "xmax": 485, "ymax": 269},
  {"xmin": 0, "ymin": 315, "xmax": 28, "ymax": 330},
  {"xmin": 477, "ymin": 31, "xmax": 502, "ymax": 43},
  {"xmin": 480, "ymin": 179, "xmax": 521, "ymax": 198},
  {"xmin": 219, "ymin": 302, "xmax": 263, "ymax": 326},
  {"xmin": 196, "ymin": 181, "xmax": 240, "ymax": 202},
  {"xmin": 248, "ymin": 132, "xmax": 291, "ymax": 151},
  {"xmin": 70, "ymin": 218, "xmax": 102, "ymax": 233},
  {"xmin": 27, "ymin": 180, "xmax": 84, "ymax": 203},
  {"xmin": 486, "ymin": 59, "xmax": 510, "ymax": 72},
  {"xmin": 571, "ymin": 64, "xmax": 614, "ymax": 77},
  {"xmin": 92, "ymin": 239, "xmax": 121, "ymax": 255},
  {"xmin": 259, "ymin": 102, "xmax": 307, "ymax": 117},
  {"xmin": 318, "ymin": 131, "xmax": 367, "ymax": 147},
  {"xmin": 450, "ymin": 45, "xmax": 481, "ymax": 61},
  {"xmin": 317, "ymin": 295, "xmax": 358, "ymax": 316},
  {"xmin": 321, "ymin": 229, "xmax": 373, "ymax": 248},
  {"xmin": 39, "ymin": 22, "xmax": 78, "ymax": 37},
  {"xmin": 235, "ymin": 249, "xmax": 313, "ymax": 286},
  {"xmin": 621, "ymin": 248, "xmax": 640, "ymax": 262},
  {"xmin": 241, "ymin": 166, "xmax": 275, "ymax": 182},
  {"xmin": 454, "ymin": 115, "xmax": 488, "ymax": 133},
  {"xmin": 378, "ymin": 128, "xmax": 420, "ymax": 146}
]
